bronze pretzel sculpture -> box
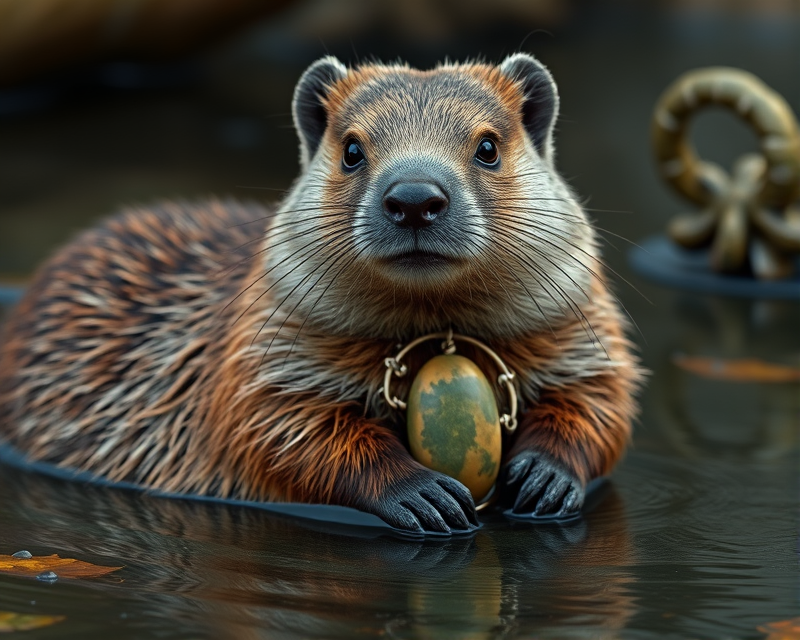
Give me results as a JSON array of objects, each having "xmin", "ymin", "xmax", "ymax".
[{"xmin": 652, "ymin": 67, "xmax": 800, "ymax": 279}]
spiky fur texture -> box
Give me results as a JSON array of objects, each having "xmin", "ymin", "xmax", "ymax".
[{"xmin": 0, "ymin": 56, "xmax": 642, "ymax": 526}]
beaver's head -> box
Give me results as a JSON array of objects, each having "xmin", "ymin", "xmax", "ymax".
[{"xmin": 265, "ymin": 54, "xmax": 597, "ymax": 340}]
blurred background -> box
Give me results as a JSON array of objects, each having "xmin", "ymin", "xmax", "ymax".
[
  {"xmin": 0, "ymin": 1, "xmax": 798, "ymax": 638},
  {"xmin": 0, "ymin": 0, "xmax": 797, "ymax": 278}
]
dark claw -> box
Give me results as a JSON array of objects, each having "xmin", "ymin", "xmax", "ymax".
[
  {"xmin": 502, "ymin": 451, "xmax": 585, "ymax": 520},
  {"xmin": 514, "ymin": 465, "xmax": 553, "ymax": 512},
  {"xmin": 381, "ymin": 504, "xmax": 424, "ymax": 534},
  {"xmin": 419, "ymin": 485, "xmax": 468, "ymax": 531},
  {"xmin": 534, "ymin": 473, "xmax": 571, "ymax": 515},
  {"xmin": 401, "ymin": 499, "xmax": 450, "ymax": 533},
  {"xmin": 504, "ymin": 454, "xmax": 533, "ymax": 487},
  {"xmin": 560, "ymin": 486, "xmax": 583, "ymax": 515},
  {"xmin": 362, "ymin": 466, "xmax": 479, "ymax": 535},
  {"xmin": 436, "ymin": 476, "xmax": 480, "ymax": 528}
]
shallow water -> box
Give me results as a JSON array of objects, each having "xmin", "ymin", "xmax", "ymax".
[
  {"xmin": 1, "ymin": 4, "xmax": 799, "ymax": 638},
  {"xmin": 2, "ymin": 285, "xmax": 798, "ymax": 639}
]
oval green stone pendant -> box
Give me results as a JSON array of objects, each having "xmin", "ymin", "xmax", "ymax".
[
  {"xmin": 383, "ymin": 330, "xmax": 518, "ymax": 508},
  {"xmin": 406, "ymin": 354, "xmax": 502, "ymax": 502}
]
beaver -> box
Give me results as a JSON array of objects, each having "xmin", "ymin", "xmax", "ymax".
[{"xmin": 0, "ymin": 54, "xmax": 642, "ymax": 534}]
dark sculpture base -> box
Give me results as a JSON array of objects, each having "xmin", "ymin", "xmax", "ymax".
[{"xmin": 629, "ymin": 235, "xmax": 800, "ymax": 299}]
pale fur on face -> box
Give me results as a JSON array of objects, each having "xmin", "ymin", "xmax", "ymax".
[{"xmin": 263, "ymin": 55, "xmax": 598, "ymax": 342}]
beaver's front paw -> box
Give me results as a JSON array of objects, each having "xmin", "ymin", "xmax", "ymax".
[
  {"xmin": 502, "ymin": 451, "xmax": 584, "ymax": 519},
  {"xmin": 363, "ymin": 467, "xmax": 479, "ymax": 535}
]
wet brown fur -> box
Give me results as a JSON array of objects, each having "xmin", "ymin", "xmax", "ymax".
[{"xmin": 0, "ymin": 59, "xmax": 643, "ymax": 517}]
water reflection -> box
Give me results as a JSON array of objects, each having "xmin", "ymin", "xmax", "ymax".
[
  {"xmin": 0, "ymin": 465, "xmax": 636, "ymax": 639},
  {"xmin": 653, "ymin": 295, "xmax": 800, "ymax": 460}
]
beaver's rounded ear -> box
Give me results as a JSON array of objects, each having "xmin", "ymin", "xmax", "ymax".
[
  {"xmin": 293, "ymin": 56, "xmax": 348, "ymax": 169},
  {"xmin": 499, "ymin": 53, "xmax": 559, "ymax": 163}
]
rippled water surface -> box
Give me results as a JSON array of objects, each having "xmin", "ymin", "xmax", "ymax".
[
  {"xmin": 0, "ymin": 352, "xmax": 797, "ymax": 640},
  {"xmin": 1, "ymin": 4, "xmax": 799, "ymax": 638}
]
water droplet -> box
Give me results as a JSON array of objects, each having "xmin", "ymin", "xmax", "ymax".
[
  {"xmin": 36, "ymin": 571, "xmax": 58, "ymax": 583},
  {"xmin": 12, "ymin": 550, "xmax": 32, "ymax": 559}
]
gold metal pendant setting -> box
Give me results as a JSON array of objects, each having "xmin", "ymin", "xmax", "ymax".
[{"xmin": 382, "ymin": 330, "xmax": 518, "ymax": 508}]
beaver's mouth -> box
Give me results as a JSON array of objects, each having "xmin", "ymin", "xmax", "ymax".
[{"xmin": 382, "ymin": 250, "xmax": 455, "ymax": 270}]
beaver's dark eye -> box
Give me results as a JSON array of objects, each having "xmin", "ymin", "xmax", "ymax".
[
  {"xmin": 475, "ymin": 138, "xmax": 499, "ymax": 167},
  {"xmin": 343, "ymin": 140, "xmax": 365, "ymax": 170}
]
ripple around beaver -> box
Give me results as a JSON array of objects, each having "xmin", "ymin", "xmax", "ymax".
[{"xmin": 0, "ymin": 440, "xmax": 610, "ymax": 537}]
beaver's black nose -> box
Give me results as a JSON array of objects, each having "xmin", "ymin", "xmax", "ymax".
[{"xmin": 382, "ymin": 182, "xmax": 449, "ymax": 229}]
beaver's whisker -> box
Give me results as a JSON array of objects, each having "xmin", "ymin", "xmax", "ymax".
[
  {"xmin": 269, "ymin": 238, "xmax": 361, "ymax": 355},
  {"xmin": 491, "ymin": 203, "xmax": 645, "ymax": 249},
  {"xmin": 217, "ymin": 211, "xmax": 359, "ymax": 281},
  {"xmin": 254, "ymin": 231, "xmax": 358, "ymax": 356},
  {"xmin": 284, "ymin": 240, "xmax": 374, "ymax": 365},
  {"xmin": 492, "ymin": 169, "xmax": 549, "ymax": 181},
  {"xmin": 490, "ymin": 208, "xmax": 638, "ymax": 271},
  {"xmin": 495, "ymin": 208, "xmax": 651, "ymax": 309},
  {"xmin": 496, "ymin": 216, "xmax": 646, "ymax": 342},
  {"xmin": 225, "ymin": 202, "xmax": 357, "ymax": 229},
  {"xmin": 497, "ymin": 209, "xmax": 648, "ymax": 296},
  {"xmin": 234, "ymin": 185, "xmax": 291, "ymax": 193},
  {"xmin": 220, "ymin": 221, "xmax": 353, "ymax": 311},
  {"xmin": 462, "ymin": 228, "xmax": 561, "ymax": 344},
  {"xmin": 479, "ymin": 199, "xmax": 586, "ymax": 223},
  {"xmin": 454, "ymin": 230, "xmax": 506, "ymax": 294},
  {"xmin": 494, "ymin": 234, "xmax": 578, "ymax": 323},
  {"xmin": 220, "ymin": 211, "xmax": 358, "ymax": 275},
  {"xmin": 457, "ymin": 230, "xmax": 559, "ymax": 334},
  {"xmin": 490, "ymin": 225, "xmax": 607, "ymax": 356},
  {"xmin": 493, "ymin": 195, "xmax": 634, "ymax": 216},
  {"xmin": 532, "ymin": 196, "xmax": 634, "ymax": 216},
  {"xmin": 239, "ymin": 215, "xmax": 369, "ymax": 275},
  {"xmin": 501, "ymin": 218, "xmax": 648, "ymax": 342},
  {"xmin": 458, "ymin": 228, "xmax": 560, "ymax": 341},
  {"xmin": 225, "ymin": 222, "xmax": 361, "ymax": 323},
  {"xmin": 452, "ymin": 237, "xmax": 485, "ymax": 299},
  {"xmin": 235, "ymin": 179, "xmax": 341, "ymax": 194},
  {"xmin": 232, "ymin": 206, "xmax": 358, "ymax": 245},
  {"xmin": 337, "ymin": 240, "xmax": 377, "ymax": 312}
]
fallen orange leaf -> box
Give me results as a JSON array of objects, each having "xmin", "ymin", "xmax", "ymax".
[
  {"xmin": 0, "ymin": 611, "xmax": 65, "ymax": 633},
  {"xmin": 758, "ymin": 617, "xmax": 800, "ymax": 640},
  {"xmin": 672, "ymin": 354, "xmax": 800, "ymax": 383},
  {"xmin": 0, "ymin": 554, "xmax": 122, "ymax": 580}
]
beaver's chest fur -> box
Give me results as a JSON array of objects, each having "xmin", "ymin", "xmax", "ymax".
[{"xmin": 0, "ymin": 54, "xmax": 642, "ymax": 534}]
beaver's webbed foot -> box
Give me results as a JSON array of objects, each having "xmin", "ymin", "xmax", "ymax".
[
  {"xmin": 502, "ymin": 450, "xmax": 584, "ymax": 519},
  {"xmin": 358, "ymin": 465, "xmax": 479, "ymax": 535}
]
